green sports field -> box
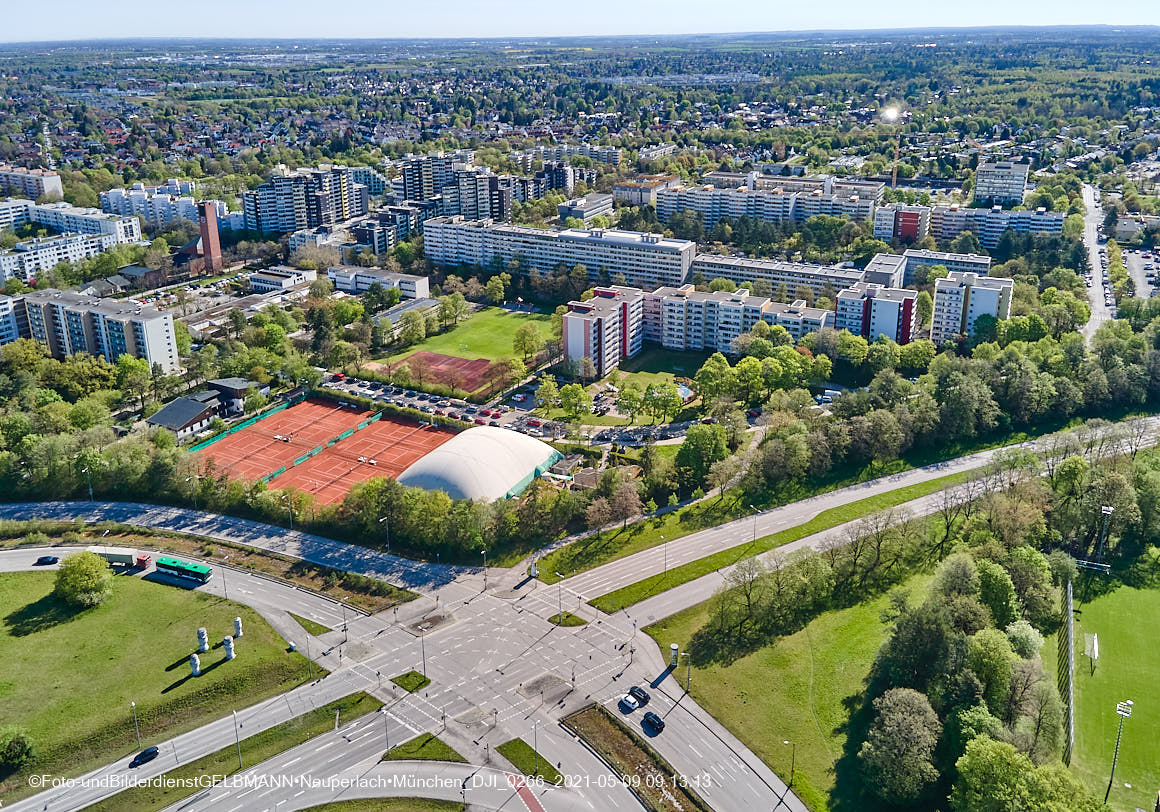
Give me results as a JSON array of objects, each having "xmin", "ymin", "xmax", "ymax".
[
  {"xmin": 1064, "ymin": 569, "xmax": 1160, "ymax": 812},
  {"xmin": 375, "ymin": 306, "xmax": 552, "ymax": 365}
]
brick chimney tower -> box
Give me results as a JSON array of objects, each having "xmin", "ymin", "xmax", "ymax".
[{"xmin": 197, "ymin": 201, "xmax": 223, "ymax": 274}]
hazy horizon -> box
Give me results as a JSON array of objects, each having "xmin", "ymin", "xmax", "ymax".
[{"xmin": 3, "ymin": 1, "xmax": 1160, "ymax": 45}]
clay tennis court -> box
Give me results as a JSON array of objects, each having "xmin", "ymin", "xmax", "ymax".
[
  {"xmin": 276, "ymin": 415, "xmax": 455, "ymax": 504},
  {"xmin": 388, "ymin": 351, "xmax": 494, "ymax": 393},
  {"xmin": 198, "ymin": 398, "xmax": 367, "ymax": 481}
]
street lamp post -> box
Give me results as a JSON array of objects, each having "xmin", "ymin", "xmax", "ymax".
[
  {"xmin": 221, "ymin": 555, "xmax": 230, "ymax": 601},
  {"xmin": 1105, "ymin": 700, "xmax": 1134, "ymax": 804},
  {"xmin": 661, "ymin": 535, "xmax": 667, "ymax": 577},
  {"xmin": 482, "ymin": 547, "xmax": 487, "ymax": 590},
  {"xmin": 283, "ymin": 495, "xmax": 293, "ymax": 531},
  {"xmin": 555, "ymin": 573, "xmax": 564, "ymax": 622},
  {"xmin": 533, "ymin": 720, "xmax": 540, "ymax": 777},
  {"xmin": 421, "ymin": 632, "xmax": 427, "ymax": 677},
  {"xmin": 130, "ymin": 701, "xmax": 141, "ymax": 748},
  {"xmin": 232, "ymin": 710, "xmax": 243, "ymax": 770},
  {"xmin": 680, "ymin": 652, "xmax": 692, "ymax": 692},
  {"xmin": 82, "ymin": 467, "xmax": 93, "ymax": 502},
  {"xmin": 381, "ymin": 707, "xmax": 390, "ymax": 751},
  {"xmin": 784, "ymin": 740, "xmax": 795, "ymax": 788},
  {"xmin": 378, "ymin": 514, "xmax": 390, "ymax": 554},
  {"xmin": 185, "ymin": 474, "xmax": 199, "ymax": 511}
]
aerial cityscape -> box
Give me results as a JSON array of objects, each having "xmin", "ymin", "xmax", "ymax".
[{"xmin": 3, "ymin": 13, "xmax": 1160, "ymax": 812}]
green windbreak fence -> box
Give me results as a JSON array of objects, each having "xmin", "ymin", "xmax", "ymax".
[
  {"xmin": 189, "ymin": 400, "xmax": 291, "ymax": 452},
  {"xmin": 261, "ymin": 466, "xmax": 286, "ymax": 483}
]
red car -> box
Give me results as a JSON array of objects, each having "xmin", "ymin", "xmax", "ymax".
[
  {"xmin": 474, "ymin": 417, "xmax": 486, "ymax": 425},
  {"xmin": 527, "ymin": 418, "xmax": 542, "ymax": 427},
  {"xmin": 479, "ymin": 409, "xmax": 492, "ymax": 417}
]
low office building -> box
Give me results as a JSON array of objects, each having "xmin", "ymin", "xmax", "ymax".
[
  {"xmin": 423, "ymin": 217, "xmax": 696, "ymax": 290},
  {"xmin": 931, "ymin": 271, "xmax": 1015, "ymax": 345},
  {"xmin": 326, "ymin": 266, "xmax": 430, "ymax": 299},
  {"xmin": 558, "ymin": 193, "xmax": 614, "ymax": 224},
  {"xmin": 689, "ymin": 254, "xmax": 863, "ymax": 300},
  {"xmin": 835, "ymin": 282, "xmax": 919, "ymax": 345},
  {"xmin": 561, "ymin": 286, "xmax": 644, "ymax": 378},
  {"xmin": 248, "ymin": 266, "xmax": 317, "ymax": 293},
  {"xmin": 0, "ymin": 289, "xmax": 179, "ymax": 372}
]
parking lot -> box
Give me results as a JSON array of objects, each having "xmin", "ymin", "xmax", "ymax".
[{"xmin": 1123, "ymin": 248, "xmax": 1159, "ymax": 298}]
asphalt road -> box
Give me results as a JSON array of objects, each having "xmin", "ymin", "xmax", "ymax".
[{"xmin": 1081, "ymin": 183, "xmax": 1114, "ymax": 342}]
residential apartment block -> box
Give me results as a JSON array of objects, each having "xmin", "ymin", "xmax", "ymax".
[
  {"xmin": 931, "ymin": 271, "xmax": 1015, "ymax": 345},
  {"xmin": 0, "ymin": 289, "xmax": 179, "ymax": 372},
  {"xmin": 834, "ymin": 282, "xmax": 919, "ymax": 345},
  {"xmin": 644, "ymin": 285, "xmax": 832, "ymax": 353},
  {"xmin": 612, "ymin": 175, "xmax": 682, "ymax": 207},
  {"xmin": 973, "ymin": 161, "xmax": 1030, "ymax": 206},
  {"xmin": 689, "ymin": 254, "xmax": 864, "ymax": 299},
  {"xmin": 657, "ymin": 182, "xmax": 876, "ymax": 230},
  {"xmin": 0, "ymin": 233, "xmax": 118, "ymax": 280},
  {"xmin": 873, "ymin": 203, "xmax": 931, "ymax": 243},
  {"xmin": 929, "ymin": 204, "xmax": 1064, "ymax": 248},
  {"xmin": 0, "ymin": 164, "xmax": 63, "ymax": 200},
  {"xmin": 242, "ymin": 164, "xmax": 369, "ymax": 234},
  {"xmin": 561, "ymin": 286, "xmax": 644, "ymax": 378},
  {"xmin": 0, "ymin": 198, "xmax": 141, "ymax": 245},
  {"xmin": 326, "ymin": 265, "xmax": 430, "ymax": 299},
  {"xmin": 100, "ymin": 183, "xmax": 229, "ymax": 228},
  {"xmin": 423, "ymin": 217, "xmax": 696, "ymax": 290}
]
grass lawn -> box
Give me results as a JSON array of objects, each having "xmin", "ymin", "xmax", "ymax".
[
  {"xmin": 375, "ymin": 307, "xmax": 552, "ymax": 365},
  {"xmin": 644, "ymin": 575, "xmax": 931, "ymax": 812},
  {"xmin": 1059, "ymin": 565, "xmax": 1160, "ymax": 812},
  {"xmin": 288, "ymin": 611, "xmax": 331, "ymax": 636},
  {"xmin": 495, "ymin": 737, "xmax": 564, "ymax": 783},
  {"xmin": 302, "ymin": 800, "xmax": 463, "ymax": 812},
  {"xmin": 384, "ymin": 733, "xmax": 466, "ymax": 763},
  {"xmin": 548, "ymin": 611, "xmax": 587, "ymax": 626},
  {"xmin": 85, "ymin": 692, "xmax": 380, "ymax": 812},
  {"xmin": 391, "ymin": 670, "xmax": 431, "ymax": 693},
  {"xmin": 562, "ymin": 705, "xmax": 711, "ymax": 812},
  {"xmin": 0, "ymin": 572, "xmax": 313, "ymax": 801}
]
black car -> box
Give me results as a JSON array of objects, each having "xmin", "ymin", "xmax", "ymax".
[
  {"xmin": 34, "ymin": 555, "xmax": 60, "ymax": 566},
  {"xmin": 628, "ymin": 685, "xmax": 650, "ymax": 705},
  {"xmin": 129, "ymin": 746, "xmax": 159, "ymax": 768},
  {"xmin": 642, "ymin": 711, "xmax": 665, "ymax": 732}
]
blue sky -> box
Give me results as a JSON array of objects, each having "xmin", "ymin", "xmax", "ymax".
[{"xmin": 3, "ymin": 0, "xmax": 1160, "ymax": 42}]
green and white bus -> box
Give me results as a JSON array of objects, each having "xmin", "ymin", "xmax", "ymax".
[{"xmin": 155, "ymin": 556, "xmax": 213, "ymax": 584}]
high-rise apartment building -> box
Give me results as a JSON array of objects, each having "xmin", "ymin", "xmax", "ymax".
[
  {"xmin": 0, "ymin": 233, "xmax": 118, "ymax": 280},
  {"xmin": 657, "ymin": 183, "xmax": 877, "ymax": 230},
  {"xmin": 930, "ymin": 271, "xmax": 1015, "ymax": 345},
  {"xmin": 100, "ymin": 183, "xmax": 229, "ymax": 228},
  {"xmin": 873, "ymin": 203, "xmax": 931, "ymax": 243},
  {"xmin": 834, "ymin": 282, "xmax": 919, "ymax": 345},
  {"xmin": 242, "ymin": 165, "xmax": 369, "ymax": 234},
  {"xmin": 689, "ymin": 255, "xmax": 864, "ymax": 300},
  {"xmin": 973, "ymin": 161, "xmax": 1030, "ymax": 206},
  {"xmin": 561, "ymin": 286, "xmax": 644, "ymax": 378},
  {"xmin": 0, "ymin": 289, "xmax": 179, "ymax": 372},
  {"xmin": 0, "ymin": 199, "xmax": 140, "ymax": 244}
]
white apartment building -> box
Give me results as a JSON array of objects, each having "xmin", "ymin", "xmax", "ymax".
[
  {"xmin": 2, "ymin": 289, "xmax": 179, "ymax": 372},
  {"xmin": 242, "ymin": 164, "xmax": 369, "ymax": 234},
  {"xmin": 558, "ymin": 193, "xmax": 614, "ymax": 224},
  {"xmin": 561, "ymin": 286, "xmax": 644, "ymax": 378},
  {"xmin": 326, "ymin": 266, "xmax": 430, "ymax": 299},
  {"xmin": 0, "ymin": 233, "xmax": 118, "ymax": 280},
  {"xmin": 612, "ymin": 175, "xmax": 682, "ymax": 207},
  {"xmin": 0, "ymin": 199, "xmax": 141, "ymax": 244},
  {"xmin": 0, "ymin": 164, "xmax": 63, "ymax": 200},
  {"xmin": 929, "ymin": 205, "xmax": 1063, "ymax": 248},
  {"xmin": 931, "ymin": 271, "xmax": 1015, "ymax": 345},
  {"xmin": 900, "ymin": 249, "xmax": 992, "ymax": 284},
  {"xmin": 247, "ymin": 266, "xmax": 317, "ymax": 293},
  {"xmin": 100, "ymin": 184, "xmax": 229, "ymax": 228},
  {"xmin": 835, "ymin": 282, "xmax": 919, "ymax": 345},
  {"xmin": 973, "ymin": 161, "xmax": 1030, "ymax": 206},
  {"xmin": 657, "ymin": 184, "xmax": 875, "ymax": 230},
  {"xmin": 689, "ymin": 254, "xmax": 864, "ymax": 299},
  {"xmin": 645, "ymin": 285, "xmax": 832, "ymax": 354},
  {"xmin": 423, "ymin": 217, "xmax": 696, "ymax": 290}
]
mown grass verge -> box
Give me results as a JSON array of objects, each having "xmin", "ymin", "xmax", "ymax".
[{"xmin": 495, "ymin": 737, "xmax": 563, "ymax": 783}]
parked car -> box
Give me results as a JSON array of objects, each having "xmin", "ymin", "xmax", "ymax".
[
  {"xmin": 34, "ymin": 555, "xmax": 59, "ymax": 566},
  {"xmin": 629, "ymin": 686, "xmax": 650, "ymax": 705},
  {"xmin": 619, "ymin": 694, "xmax": 639, "ymax": 712},
  {"xmin": 642, "ymin": 711, "xmax": 665, "ymax": 732}
]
